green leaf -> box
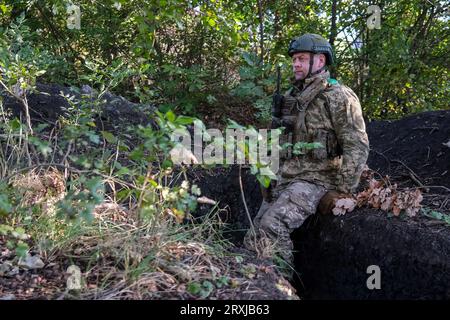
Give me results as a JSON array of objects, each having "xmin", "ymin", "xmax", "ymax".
[
  {"xmin": 101, "ymin": 131, "xmax": 118, "ymax": 144},
  {"xmin": 259, "ymin": 166, "xmax": 277, "ymax": 180},
  {"xmin": 216, "ymin": 276, "xmax": 229, "ymax": 288},
  {"xmin": 191, "ymin": 184, "xmax": 201, "ymax": 196},
  {"xmin": 0, "ymin": 4, "xmax": 8, "ymax": 14},
  {"xmin": 117, "ymin": 189, "xmax": 132, "ymax": 202},
  {"xmin": 208, "ymin": 18, "xmax": 216, "ymax": 27},
  {"xmin": 0, "ymin": 224, "xmax": 13, "ymax": 235},
  {"xmin": 85, "ymin": 177, "xmax": 103, "ymax": 193},
  {"xmin": 6, "ymin": 240, "xmax": 15, "ymax": 250},
  {"xmin": 165, "ymin": 110, "xmax": 176, "ymax": 122},
  {"xmin": 227, "ymin": 119, "xmax": 244, "ymax": 130},
  {"xmin": 10, "ymin": 118, "xmax": 22, "ymax": 131},
  {"xmin": 431, "ymin": 211, "xmax": 443, "ymax": 220},
  {"xmin": 256, "ymin": 174, "xmax": 271, "ymax": 188},
  {"xmin": 87, "ymin": 132, "xmax": 100, "ymax": 144},
  {"xmin": 129, "ymin": 148, "xmax": 144, "ymax": 161},
  {"xmin": 206, "ymin": 95, "xmax": 217, "ymax": 104},
  {"xmin": 443, "ymin": 215, "xmax": 450, "ymax": 225},
  {"xmin": 0, "ymin": 194, "xmax": 13, "ymax": 216},
  {"xmin": 29, "ymin": 136, "xmax": 52, "ymax": 158},
  {"xmin": 175, "ymin": 116, "xmax": 195, "ymax": 125},
  {"xmin": 187, "ymin": 282, "xmax": 202, "ymax": 295},
  {"xmin": 116, "ymin": 167, "xmax": 130, "ymax": 177},
  {"xmin": 304, "ymin": 142, "xmax": 324, "ymax": 150},
  {"xmin": 148, "ymin": 179, "xmax": 158, "ymax": 188},
  {"xmin": 11, "ymin": 227, "xmax": 28, "ymax": 240},
  {"xmin": 200, "ymin": 280, "xmax": 214, "ymax": 298},
  {"xmin": 162, "ymin": 159, "xmax": 173, "ymax": 169},
  {"xmin": 242, "ymin": 52, "xmax": 256, "ymax": 66},
  {"xmin": 15, "ymin": 241, "xmax": 29, "ymax": 258}
]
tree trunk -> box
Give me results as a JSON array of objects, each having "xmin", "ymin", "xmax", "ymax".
[
  {"xmin": 329, "ymin": 0, "xmax": 337, "ymax": 47},
  {"xmin": 257, "ymin": 0, "xmax": 265, "ymax": 64},
  {"xmin": 329, "ymin": 0, "xmax": 338, "ymax": 78}
]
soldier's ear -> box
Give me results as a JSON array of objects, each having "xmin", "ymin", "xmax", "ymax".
[{"xmin": 318, "ymin": 54, "xmax": 326, "ymax": 68}]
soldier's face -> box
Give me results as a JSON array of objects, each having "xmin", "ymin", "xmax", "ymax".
[{"xmin": 292, "ymin": 52, "xmax": 326, "ymax": 80}]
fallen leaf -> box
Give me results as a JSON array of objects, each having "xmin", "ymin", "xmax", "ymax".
[{"xmin": 332, "ymin": 198, "xmax": 357, "ymax": 216}]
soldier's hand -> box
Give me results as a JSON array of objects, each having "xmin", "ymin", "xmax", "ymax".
[
  {"xmin": 271, "ymin": 116, "xmax": 282, "ymax": 129},
  {"xmin": 317, "ymin": 190, "xmax": 352, "ymax": 215}
]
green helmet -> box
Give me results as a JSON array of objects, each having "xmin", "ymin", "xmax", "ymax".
[{"xmin": 288, "ymin": 33, "xmax": 334, "ymax": 65}]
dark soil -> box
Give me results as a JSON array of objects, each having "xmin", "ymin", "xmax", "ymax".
[
  {"xmin": 0, "ymin": 237, "xmax": 67, "ymax": 300},
  {"xmin": 187, "ymin": 166, "xmax": 263, "ymax": 244},
  {"xmin": 367, "ymin": 110, "xmax": 450, "ymax": 191},
  {"xmin": 292, "ymin": 210, "xmax": 450, "ymax": 300}
]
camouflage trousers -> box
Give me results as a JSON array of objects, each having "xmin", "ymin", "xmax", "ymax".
[{"xmin": 244, "ymin": 180, "xmax": 327, "ymax": 267}]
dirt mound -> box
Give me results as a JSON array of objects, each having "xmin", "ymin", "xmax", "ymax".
[
  {"xmin": 367, "ymin": 110, "xmax": 450, "ymax": 192},
  {"xmin": 292, "ymin": 209, "xmax": 450, "ymax": 299},
  {"xmin": 0, "ymin": 83, "xmax": 155, "ymax": 130}
]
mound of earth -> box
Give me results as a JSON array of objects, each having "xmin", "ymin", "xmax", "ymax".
[
  {"xmin": 291, "ymin": 208, "xmax": 450, "ymax": 299},
  {"xmin": 367, "ymin": 110, "xmax": 450, "ymax": 192},
  {"xmin": 0, "ymin": 83, "xmax": 156, "ymax": 131}
]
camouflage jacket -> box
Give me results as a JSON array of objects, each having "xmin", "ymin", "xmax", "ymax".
[{"xmin": 276, "ymin": 71, "xmax": 369, "ymax": 193}]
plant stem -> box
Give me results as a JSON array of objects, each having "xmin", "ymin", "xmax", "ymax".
[{"xmin": 239, "ymin": 165, "xmax": 255, "ymax": 236}]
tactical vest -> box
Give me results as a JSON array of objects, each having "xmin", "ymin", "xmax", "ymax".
[{"xmin": 279, "ymin": 75, "xmax": 343, "ymax": 161}]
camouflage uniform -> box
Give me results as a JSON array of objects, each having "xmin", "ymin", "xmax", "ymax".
[{"xmin": 244, "ymin": 70, "xmax": 369, "ymax": 267}]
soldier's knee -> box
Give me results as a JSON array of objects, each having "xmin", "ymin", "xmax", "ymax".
[{"xmin": 260, "ymin": 212, "xmax": 287, "ymax": 237}]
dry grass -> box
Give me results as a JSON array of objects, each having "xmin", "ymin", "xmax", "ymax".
[
  {"xmin": 8, "ymin": 170, "xmax": 230, "ymax": 299},
  {"xmin": 10, "ymin": 167, "xmax": 65, "ymax": 212},
  {"xmin": 2, "ymin": 168, "xmax": 297, "ymax": 300}
]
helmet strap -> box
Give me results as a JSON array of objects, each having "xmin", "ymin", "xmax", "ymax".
[
  {"xmin": 310, "ymin": 65, "xmax": 327, "ymax": 76},
  {"xmin": 306, "ymin": 52, "xmax": 314, "ymax": 79},
  {"xmin": 306, "ymin": 52, "xmax": 326, "ymax": 78}
]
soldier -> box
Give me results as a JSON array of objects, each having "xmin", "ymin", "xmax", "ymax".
[{"xmin": 244, "ymin": 33, "xmax": 370, "ymax": 276}]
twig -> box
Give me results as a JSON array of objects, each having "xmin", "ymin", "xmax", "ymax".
[
  {"xmin": 440, "ymin": 196, "xmax": 449, "ymax": 210},
  {"xmin": 372, "ymin": 149, "xmax": 391, "ymax": 170},
  {"xmin": 238, "ymin": 165, "xmax": 255, "ymax": 236},
  {"xmin": 416, "ymin": 185, "xmax": 450, "ymax": 193},
  {"xmin": 0, "ymin": 79, "xmax": 33, "ymax": 135},
  {"xmin": 391, "ymin": 159, "xmax": 427, "ymax": 190},
  {"xmin": 412, "ymin": 126, "xmax": 439, "ymax": 134}
]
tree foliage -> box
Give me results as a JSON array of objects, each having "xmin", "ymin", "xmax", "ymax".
[{"xmin": 0, "ymin": 0, "xmax": 448, "ymax": 120}]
